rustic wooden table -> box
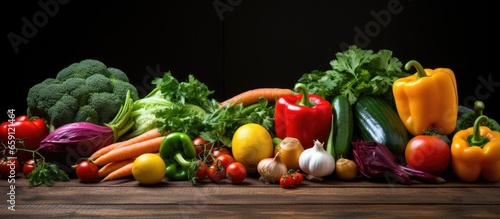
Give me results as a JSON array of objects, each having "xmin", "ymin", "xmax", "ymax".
[{"xmin": 2, "ymin": 170, "xmax": 499, "ymax": 218}]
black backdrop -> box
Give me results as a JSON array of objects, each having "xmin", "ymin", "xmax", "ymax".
[{"xmin": 2, "ymin": 0, "xmax": 496, "ymax": 120}]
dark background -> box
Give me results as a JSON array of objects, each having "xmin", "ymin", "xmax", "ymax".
[{"xmin": 2, "ymin": 1, "xmax": 496, "ymax": 119}]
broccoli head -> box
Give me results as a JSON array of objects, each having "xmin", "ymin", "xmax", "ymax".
[{"xmin": 27, "ymin": 59, "xmax": 139, "ymax": 132}]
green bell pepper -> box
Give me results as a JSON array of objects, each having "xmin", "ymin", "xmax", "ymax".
[{"xmin": 159, "ymin": 132, "xmax": 197, "ymax": 181}]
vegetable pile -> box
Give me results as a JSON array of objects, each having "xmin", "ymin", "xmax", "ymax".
[{"xmin": 2, "ymin": 45, "xmax": 500, "ymax": 188}]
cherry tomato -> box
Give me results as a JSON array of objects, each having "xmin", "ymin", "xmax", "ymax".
[
  {"xmin": 207, "ymin": 164, "xmax": 225, "ymax": 183},
  {"xmin": 76, "ymin": 160, "xmax": 99, "ymax": 182},
  {"xmin": 226, "ymin": 161, "xmax": 247, "ymax": 184},
  {"xmin": 213, "ymin": 154, "xmax": 235, "ymax": 171},
  {"xmin": 291, "ymin": 171, "xmax": 304, "ymax": 186},
  {"xmin": 194, "ymin": 160, "xmax": 207, "ymax": 182},
  {"xmin": 0, "ymin": 157, "xmax": 20, "ymax": 179},
  {"xmin": 212, "ymin": 146, "xmax": 231, "ymax": 158},
  {"xmin": 279, "ymin": 174, "xmax": 294, "ymax": 188},
  {"xmin": 405, "ymin": 135, "xmax": 451, "ymax": 176},
  {"xmin": 193, "ymin": 137, "xmax": 213, "ymax": 161},
  {"xmin": 23, "ymin": 159, "xmax": 38, "ymax": 178}
]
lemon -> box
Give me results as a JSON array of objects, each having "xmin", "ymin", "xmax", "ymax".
[
  {"xmin": 231, "ymin": 123, "xmax": 274, "ymax": 173},
  {"xmin": 132, "ymin": 153, "xmax": 166, "ymax": 185}
]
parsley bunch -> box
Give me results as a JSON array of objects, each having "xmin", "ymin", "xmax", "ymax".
[{"xmin": 297, "ymin": 45, "xmax": 410, "ymax": 105}]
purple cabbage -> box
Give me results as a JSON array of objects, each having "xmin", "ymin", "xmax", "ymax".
[{"xmin": 352, "ymin": 140, "xmax": 446, "ymax": 185}]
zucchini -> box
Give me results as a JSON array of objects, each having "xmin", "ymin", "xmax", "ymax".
[
  {"xmin": 331, "ymin": 95, "xmax": 353, "ymax": 160},
  {"xmin": 353, "ymin": 95, "xmax": 409, "ymax": 156}
]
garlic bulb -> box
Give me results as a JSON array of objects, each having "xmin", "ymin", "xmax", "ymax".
[{"xmin": 299, "ymin": 140, "xmax": 335, "ymax": 180}]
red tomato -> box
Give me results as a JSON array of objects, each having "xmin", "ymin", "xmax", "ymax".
[
  {"xmin": 213, "ymin": 154, "xmax": 235, "ymax": 171},
  {"xmin": 0, "ymin": 115, "xmax": 49, "ymax": 163},
  {"xmin": 76, "ymin": 160, "xmax": 99, "ymax": 182},
  {"xmin": 193, "ymin": 137, "xmax": 213, "ymax": 161},
  {"xmin": 226, "ymin": 161, "xmax": 247, "ymax": 184},
  {"xmin": 194, "ymin": 160, "xmax": 207, "ymax": 182},
  {"xmin": 207, "ymin": 164, "xmax": 225, "ymax": 183},
  {"xmin": 212, "ymin": 146, "xmax": 231, "ymax": 158},
  {"xmin": 291, "ymin": 171, "xmax": 304, "ymax": 186},
  {"xmin": 280, "ymin": 174, "xmax": 294, "ymax": 188},
  {"xmin": 0, "ymin": 157, "xmax": 20, "ymax": 179},
  {"xmin": 23, "ymin": 159, "xmax": 38, "ymax": 178},
  {"xmin": 405, "ymin": 135, "xmax": 451, "ymax": 176}
]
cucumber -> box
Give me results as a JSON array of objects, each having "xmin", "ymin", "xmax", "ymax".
[
  {"xmin": 331, "ymin": 95, "xmax": 353, "ymax": 160},
  {"xmin": 353, "ymin": 96, "xmax": 409, "ymax": 156}
]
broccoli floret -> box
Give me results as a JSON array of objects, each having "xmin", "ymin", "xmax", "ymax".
[
  {"xmin": 79, "ymin": 59, "xmax": 110, "ymax": 77},
  {"xmin": 85, "ymin": 73, "xmax": 113, "ymax": 93},
  {"xmin": 108, "ymin": 67, "xmax": 130, "ymax": 82},
  {"xmin": 28, "ymin": 82, "xmax": 66, "ymax": 118},
  {"xmin": 74, "ymin": 105, "xmax": 99, "ymax": 124},
  {"xmin": 27, "ymin": 59, "xmax": 139, "ymax": 132},
  {"xmin": 113, "ymin": 79, "xmax": 140, "ymax": 101},
  {"xmin": 47, "ymin": 94, "xmax": 79, "ymax": 129},
  {"xmin": 56, "ymin": 60, "xmax": 109, "ymax": 81},
  {"xmin": 88, "ymin": 92, "xmax": 123, "ymax": 124},
  {"xmin": 26, "ymin": 78, "xmax": 56, "ymax": 109},
  {"xmin": 70, "ymin": 84, "xmax": 92, "ymax": 106},
  {"xmin": 62, "ymin": 77, "xmax": 86, "ymax": 93},
  {"xmin": 55, "ymin": 63, "xmax": 80, "ymax": 81}
]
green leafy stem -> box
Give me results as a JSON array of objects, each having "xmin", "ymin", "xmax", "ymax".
[{"xmin": 1, "ymin": 138, "xmax": 69, "ymax": 186}]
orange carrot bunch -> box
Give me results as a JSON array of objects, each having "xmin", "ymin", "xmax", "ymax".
[{"xmin": 89, "ymin": 129, "xmax": 165, "ymax": 182}]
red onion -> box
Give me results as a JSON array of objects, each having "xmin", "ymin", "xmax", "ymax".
[
  {"xmin": 352, "ymin": 140, "xmax": 445, "ymax": 185},
  {"xmin": 39, "ymin": 122, "xmax": 114, "ymax": 152}
]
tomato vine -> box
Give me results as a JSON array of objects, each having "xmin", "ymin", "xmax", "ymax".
[{"xmin": 1, "ymin": 139, "xmax": 69, "ymax": 186}]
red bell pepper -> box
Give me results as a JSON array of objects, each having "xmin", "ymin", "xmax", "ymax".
[
  {"xmin": 275, "ymin": 83, "xmax": 332, "ymax": 149},
  {"xmin": 1, "ymin": 112, "xmax": 49, "ymax": 164}
]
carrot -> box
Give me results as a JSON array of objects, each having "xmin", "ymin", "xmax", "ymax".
[
  {"xmin": 92, "ymin": 136, "xmax": 164, "ymax": 166},
  {"xmin": 100, "ymin": 162, "xmax": 134, "ymax": 182},
  {"xmin": 219, "ymin": 88, "xmax": 295, "ymax": 107},
  {"xmin": 97, "ymin": 158, "xmax": 135, "ymax": 178},
  {"xmin": 90, "ymin": 129, "xmax": 162, "ymax": 160},
  {"xmin": 99, "ymin": 152, "xmax": 161, "ymax": 182}
]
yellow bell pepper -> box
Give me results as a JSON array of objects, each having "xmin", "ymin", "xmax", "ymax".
[
  {"xmin": 392, "ymin": 60, "xmax": 458, "ymax": 136},
  {"xmin": 451, "ymin": 115, "xmax": 500, "ymax": 182}
]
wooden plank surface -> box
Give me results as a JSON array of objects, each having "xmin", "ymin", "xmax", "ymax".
[
  {"xmin": 4, "ymin": 204, "xmax": 500, "ymax": 218},
  {"xmin": 1, "ymin": 174, "xmax": 500, "ymax": 218}
]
